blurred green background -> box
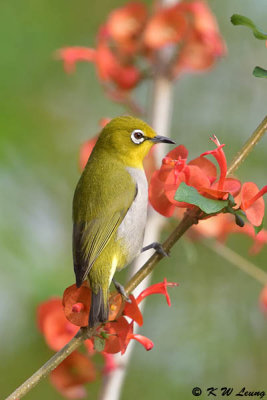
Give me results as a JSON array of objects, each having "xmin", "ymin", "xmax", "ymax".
[{"xmin": 0, "ymin": 0, "xmax": 266, "ymax": 399}]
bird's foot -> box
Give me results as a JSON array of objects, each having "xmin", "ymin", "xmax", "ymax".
[
  {"xmin": 142, "ymin": 242, "xmax": 169, "ymax": 257},
  {"xmin": 112, "ymin": 279, "xmax": 130, "ymax": 302}
]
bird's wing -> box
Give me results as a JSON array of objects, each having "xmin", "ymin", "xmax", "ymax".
[{"xmin": 73, "ymin": 171, "xmax": 137, "ymax": 287}]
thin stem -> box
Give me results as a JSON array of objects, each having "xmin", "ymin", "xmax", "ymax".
[
  {"xmin": 204, "ymin": 240, "xmax": 267, "ymax": 285},
  {"xmin": 5, "ymin": 330, "xmax": 85, "ymax": 400},
  {"xmin": 227, "ymin": 115, "xmax": 267, "ymax": 176}
]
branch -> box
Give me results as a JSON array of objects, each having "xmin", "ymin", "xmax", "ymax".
[
  {"xmin": 5, "ymin": 330, "xmax": 85, "ymax": 400},
  {"xmin": 204, "ymin": 240, "xmax": 267, "ymax": 285},
  {"xmin": 227, "ymin": 115, "xmax": 267, "ymax": 175},
  {"xmin": 5, "ymin": 114, "xmax": 267, "ymax": 400}
]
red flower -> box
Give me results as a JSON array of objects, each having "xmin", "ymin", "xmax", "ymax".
[
  {"xmin": 149, "ymin": 137, "xmax": 241, "ymax": 217},
  {"xmin": 173, "ymin": 0, "xmax": 226, "ymax": 76},
  {"xmin": 102, "ymin": 352, "xmax": 117, "ymax": 375},
  {"xmin": 60, "ymin": 278, "xmax": 177, "ymax": 355},
  {"xmin": 199, "ymin": 135, "xmax": 241, "ymax": 199},
  {"xmin": 149, "ymin": 145, "xmax": 189, "ymax": 217},
  {"xmin": 55, "ymin": 47, "xmax": 96, "ymax": 74},
  {"xmin": 144, "ymin": 4, "xmax": 187, "ymax": 49},
  {"xmin": 96, "ymin": 27, "xmax": 141, "ymax": 90},
  {"xmin": 123, "ymin": 294, "xmax": 143, "ymax": 326},
  {"xmin": 37, "ymin": 298, "xmax": 79, "ymax": 351},
  {"xmin": 106, "ymin": 2, "xmax": 147, "ymax": 54},
  {"xmin": 50, "ymin": 351, "xmax": 96, "ymax": 399},
  {"xmin": 56, "ymin": 27, "xmax": 141, "ymax": 91},
  {"xmin": 63, "ymin": 282, "xmax": 92, "ymax": 327},
  {"xmin": 240, "ymin": 182, "xmax": 267, "ymax": 226},
  {"xmin": 123, "ymin": 278, "xmax": 178, "ymax": 325},
  {"xmin": 102, "ymin": 316, "xmax": 153, "ymax": 355},
  {"xmin": 102, "ymin": 316, "xmax": 129, "ymax": 354},
  {"xmin": 136, "ymin": 277, "xmax": 178, "ymax": 306}
]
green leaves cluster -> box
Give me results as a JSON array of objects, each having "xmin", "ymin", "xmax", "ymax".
[{"xmin": 231, "ymin": 14, "xmax": 267, "ymax": 79}]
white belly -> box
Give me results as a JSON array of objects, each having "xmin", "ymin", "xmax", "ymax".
[{"xmin": 116, "ymin": 167, "xmax": 148, "ymax": 265}]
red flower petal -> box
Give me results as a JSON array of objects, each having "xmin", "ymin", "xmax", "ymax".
[
  {"xmin": 63, "ymin": 282, "xmax": 91, "ymax": 327},
  {"xmin": 144, "ymin": 4, "xmax": 187, "ymax": 49},
  {"xmin": 39, "ymin": 300, "xmax": 79, "ymax": 351},
  {"xmin": 136, "ymin": 278, "xmax": 178, "ymax": 306},
  {"xmin": 172, "ymin": 1, "xmax": 226, "ymax": 76},
  {"xmin": 108, "ymin": 292, "xmax": 124, "ymax": 322},
  {"xmin": 201, "ymin": 178, "xmax": 241, "ymax": 200},
  {"xmin": 95, "ymin": 34, "xmax": 141, "ymax": 90},
  {"xmin": 201, "ymin": 138, "xmax": 227, "ymax": 191},
  {"xmin": 37, "ymin": 297, "xmax": 62, "ymax": 333},
  {"xmin": 102, "ymin": 352, "xmax": 118, "ymax": 375},
  {"xmin": 113, "ymin": 65, "xmax": 141, "ymax": 90},
  {"xmin": 149, "ymin": 169, "xmax": 176, "ymax": 217},
  {"xmin": 99, "ymin": 118, "xmax": 111, "ymax": 128},
  {"xmin": 241, "ymin": 182, "xmax": 266, "ymax": 226},
  {"xmin": 123, "ymin": 294, "xmax": 143, "ymax": 326},
  {"xmin": 85, "ymin": 339, "xmax": 95, "ymax": 355},
  {"xmin": 131, "ymin": 333, "xmax": 154, "ymax": 351},
  {"xmin": 55, "ymin": 47, "xmax": 96, "ymax": 74},
  {"xmin": 164, "ymin": 165, "xmax": 210, "ymax": 206},
  {"xmin": 50, "ymin": 351, "xmax": 96, "ymax": 399},
  {"xmin": 79, "ymin": 136, "xmax": 98, "ymax": 171},
  {"xmin": 107, "ymin": 2, "xmax": 147, "ymax": 52},
  {"xmin": 188, "ymin": 156, "xmax": 217, "ymax": 183},
  {"xmin": 166, "ymin": 144, "xmax": 188, "ymax": 161},
  {"xmin": 103, "ymin": 317, "xmax": 129, "ymax": 354}
]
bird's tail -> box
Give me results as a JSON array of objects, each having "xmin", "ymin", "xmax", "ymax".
[{"xmin": 89, "ymin": 287, "xmax": 109, "ymax": 328}]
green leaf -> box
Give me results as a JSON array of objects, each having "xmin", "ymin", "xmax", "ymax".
[
  {"xmin": 94, "ymin": 336, "xmax": 106, "ymax": 352},
  {"xmin": 174, "ymin": 182, "xmax": 228, "ymax": 214},
  {"xmin": 253, "ymin": 66, "xmax": 267, "ymax": 78},
  {"xmin": 231, "ymin": 14, "xmax": 267, "ymax": 40},
  {"xmin": 254, "ymin": 220, "xmax": 264, "ymax": 235}
]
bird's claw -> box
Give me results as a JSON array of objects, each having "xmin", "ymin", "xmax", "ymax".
[
  {"xmin": 112, "ymin": 279, "xmax": 130, "ymax": 302},
  {"xmin": 142, "ymin": 242, "xmax": 169, "ymax": 257}
]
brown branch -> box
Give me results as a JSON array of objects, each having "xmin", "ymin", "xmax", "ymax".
[{"xmin": 5, "ymin": 114, "xmax": 267, "ymax": 400}]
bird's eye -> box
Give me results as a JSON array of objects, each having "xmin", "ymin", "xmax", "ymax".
[{"xmin": 131, "ymin": 129, "xmax": 145, "ymax": 145}]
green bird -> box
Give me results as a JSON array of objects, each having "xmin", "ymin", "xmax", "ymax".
[{"xmin": 72, "ymin": 116, "xmax": 175, "ymax": 327}]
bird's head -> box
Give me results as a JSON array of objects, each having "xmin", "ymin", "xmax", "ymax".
[{"xmin": 97, "ymin": 116, "xmax": 175, "ymax": 168}]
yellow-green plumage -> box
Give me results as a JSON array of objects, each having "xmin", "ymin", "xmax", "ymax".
[{"xmin": 72, "ymin": 116, "xmax": 174, "ymax": 327}]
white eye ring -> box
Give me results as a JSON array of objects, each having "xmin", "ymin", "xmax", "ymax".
[{"xmin": 131, "ymin": 129, "xmax": 145, "ymax": 144}]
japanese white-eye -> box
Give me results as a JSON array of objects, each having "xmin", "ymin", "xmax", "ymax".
[{"xmin": 72, "ymin": 116, "xmax": 175, "ymax": 327}]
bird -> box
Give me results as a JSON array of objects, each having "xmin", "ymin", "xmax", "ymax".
[{"xmin": 72, "ymin": 116, "xmax": 175, "ymax": 327}]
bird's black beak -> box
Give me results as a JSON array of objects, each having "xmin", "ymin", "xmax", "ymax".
[{"xmin": 150, "ymin": 135, "xmax": 176, "ymax": 144}]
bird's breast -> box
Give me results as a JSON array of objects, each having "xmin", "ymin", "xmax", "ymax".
[{"xmin": 116, "ymin": 167, "xmax": 148, "ymax": 266}]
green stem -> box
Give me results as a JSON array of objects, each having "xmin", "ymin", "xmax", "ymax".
[
  {"xmin": 204, "ymin": 240, "xmax": 267, "ymax": 285},
  {"xmin": 227, "ymin": 115, "xmax": 267, "ymax": 176},
  {"xmin": 5, "ymin": 331, "xmax": 85, "ymax": 400}
]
